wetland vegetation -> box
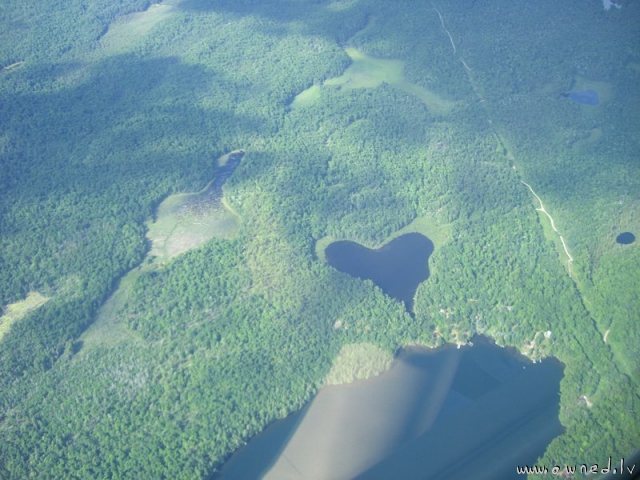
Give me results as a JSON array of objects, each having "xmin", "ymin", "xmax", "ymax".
[
  {"xmin": 147, "ymin": 150, "xmax": 243, "ymax": 260},
  {"xmin": 0, "ymin": 0, "xmax": 638, "ymax": 478},
  {"xmin": 292, "ymin": 47, "xmax": 455, "ymax": 115},
  {"xmin": 82, "ymin": 149, "xmax": 243, "ymax": 348}
]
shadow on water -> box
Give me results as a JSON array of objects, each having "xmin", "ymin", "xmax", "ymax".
[
  {"xmin": 217, "ymin": 336, "xmax": 564, "ymax": 480},
  {"xmin": 188, "ymin": 150, "xmax": 245, "ymax": 214},
  {"xmin": 211, "ymin": 404, "xmax": 309, "ymax": 479},
  {"xmin": 358, "ymin": 338, "xmax": 564, "ymax": 480}
]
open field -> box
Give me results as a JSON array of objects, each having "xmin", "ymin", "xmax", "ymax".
[
  {"xmin": 83, "ymin": 152, "xmax": 242, "ymax": 347},
  {"xmin": 323, "ymin": 343, "xmax": 394, "ymax": 386},
  {"xmin": 148, "ymin": 189, "xmax": 240, "ymax": 260},
  {"xmin": 0, "ymin": 292, "xmax": 49, "ymax": 341},
  {"xmin": 291, "ymin": 84, "xmax": 322, "ymax": 109},
  {"xmin": 292, "ymin": 48, "xmax": 455, "ymax": 115},
  {"xmin": 381, "ymin": 215, "xmax": 452, "ymax": 249},
  {"xmin": 80, "ymin": 266, "xmax": 146, "ymax": 348},
  {"xmin": 99, "ymin": 4, "xmax": 176, "ymax": 52}
]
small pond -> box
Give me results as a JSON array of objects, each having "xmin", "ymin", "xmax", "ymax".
[
  {"xmin": 564, "ymin": 89, "xmax": 599, "ymax": 106},
  {"xmin": 616, "ymin": 232, "xmax": 636, "ymax": 245}
]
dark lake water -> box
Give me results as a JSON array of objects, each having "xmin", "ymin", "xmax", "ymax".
[
  {"xmin": 616, "ymin": 232, "xmax": 636, "ymax": 245},
  {"xmin": 324, "ymin": 233, "xmax": 434, "ymax": 313},
  {"xmin": 212, "ymin": 151, "xmax": 243, "ymax": 192},
  {"xmin": 189, "ymin": 150, "xmax": 243, "ymax": 215},
  {"xmin": 218, "ymin": 337, "xmax": 564, "ymax": 480}
]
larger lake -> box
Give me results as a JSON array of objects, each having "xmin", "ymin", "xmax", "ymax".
[{"xmin": 218, "ymin": 337, "xmax": 564, "ymax": 479}]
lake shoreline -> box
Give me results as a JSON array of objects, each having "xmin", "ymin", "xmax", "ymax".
[{"xmin": 218, "ymin": 335, "xmax": 564, "ymax": 480}]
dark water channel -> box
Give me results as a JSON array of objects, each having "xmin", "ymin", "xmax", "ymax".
[
  {"xmin": 219, "ymin": 337, "xmax": 564, "ymax": 480},
  {"xmin": 324, "ymin": 233, "xmax": 433, "ymax": 313},
  {"xmin": 211, "ymin": 151, "xmax": 244, "ymax": 194},
  {"xmin": 191, "ymin": 150, "xmax": 244, "ymax": 214}
]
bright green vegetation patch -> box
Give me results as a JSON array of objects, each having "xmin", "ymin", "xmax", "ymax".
[
  {"xmin": 314, "ymin": 235, "xmax": 337, "ymax": 262},
  {"xmin": 80, "ymin": 267, "xmax": 146, "ymax": 349},
  {"xmin": 326, "ymin": 47, "xmax": 405, "ymax": 88},
  {"xmin": 99, "ymin": 4, "xmax": 176, "ymax": 52},
  {"xmin": 291, "ymin": 84, "xmax": 322, "ymax": 109},
  {"xmin": 293, "ymin": 48, "xmax": 454, "ymax": 115},
  {"xmin": 326, "ymin": 0, "xmax": 360, "ymax": 12},
  {"xmin": 323, "ymin": 343, "xmax": 394, "ymax": 386},
  {"xmin": 83, "ymin": 151, "xmax": 243, "ymax": 348},
  {"xmin": 395, "ymin": 80, "xmax": 455, "ymax": 116},
  {"xmin": 147, "ymin": 186, "xmax": 240, "ymax": 261},
  {"xmin": 0, "ymin": 292, "xmax": 49, "ymax": 341},
  {"xmin": 383, "ymin": 215, "xmax": 451, "ymax": 249}
]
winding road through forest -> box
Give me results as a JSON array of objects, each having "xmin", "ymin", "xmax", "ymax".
[
  {"xmin": 521, "ymin": 181, "xmax": 574, "ymax": 275},
  {"xmin": 431, "ymin": 5, "xmax": 574, "ymax": 277}
]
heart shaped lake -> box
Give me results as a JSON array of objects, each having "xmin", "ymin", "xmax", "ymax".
[{"xmin": 323, "ymin": 232, "xmax": 434, "ymax": 313}]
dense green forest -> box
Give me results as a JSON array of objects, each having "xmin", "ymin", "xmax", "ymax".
[{"xmin": 0, "ymin": 0, "xmax": 638, "ymax": 478}]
